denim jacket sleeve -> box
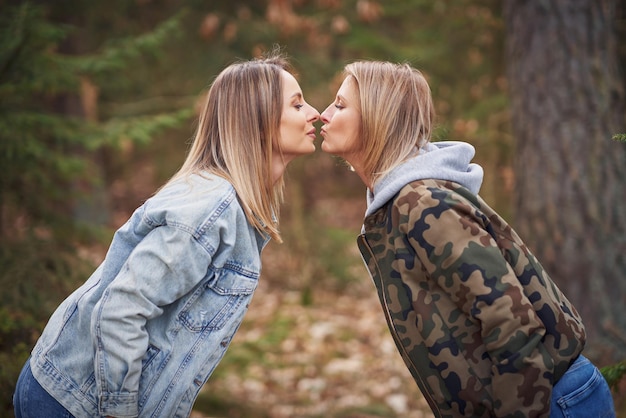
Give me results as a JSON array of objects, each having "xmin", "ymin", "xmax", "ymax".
[{"xmin": 92, "ymin": 224, "xmax": 212, "ymax": 417}]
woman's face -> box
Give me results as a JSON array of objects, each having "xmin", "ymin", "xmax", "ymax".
[
  {"xmin": 276, "ymin": 70, "xmax": 320, "ymax": 163},
  {"xmin": 320, "ymin": 76, "xmax": 362, "ymax": 162}
]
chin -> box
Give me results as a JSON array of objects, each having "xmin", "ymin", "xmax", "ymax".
[{"xmin": 321, "ymin": 147, "xmax": 339, "ymax": 157}]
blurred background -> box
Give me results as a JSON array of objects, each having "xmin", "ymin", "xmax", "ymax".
[{"xmin": 1, "ymin": 0, "xmax": 625, "ymax": 417}]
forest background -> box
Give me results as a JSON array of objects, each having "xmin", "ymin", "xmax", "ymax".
[{"xmin": 1, "ymin": 0, "xmax": 625, "ymax": 417}]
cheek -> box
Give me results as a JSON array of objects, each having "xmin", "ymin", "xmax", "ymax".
[
  {"xmin": 338, "ymin": 118, "xmax": 357, "ymax": 139},
  {"xmin": 281, "ymin": 115, "xmax": 298, "ymax": 134},
  {"xmin": 347, "ymin": 118, "xmax": 361, "ymax": 142},
  {"xmin": 342, "ymin": 121, "xmax": 361, "ymax": 150}
]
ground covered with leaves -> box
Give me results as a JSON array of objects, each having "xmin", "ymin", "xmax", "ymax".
[{"xmin": 193, "ymin": 274, "xmax": 434, "ymax": 418}]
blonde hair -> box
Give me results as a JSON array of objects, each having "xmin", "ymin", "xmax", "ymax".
[
  {"xmin": 167, "ymin": 53, "xmax": 292, "ymax": 242},
  {"xmin": 344, "ymin": 61, "xmax": 435, "ymax": 185}
]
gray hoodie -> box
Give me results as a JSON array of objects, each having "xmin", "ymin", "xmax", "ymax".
[{"xmin": 365, "ymin": 141, "xmax": 484, "ymax": 218}]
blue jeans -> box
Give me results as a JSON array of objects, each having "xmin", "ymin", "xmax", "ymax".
[
  {"xmin": 550, "ymin": 354, "xmax": 615, "ymax": 417},
  {"xmin": 13, "ymin": 359, "xmax": 76, "ymax": 418}
]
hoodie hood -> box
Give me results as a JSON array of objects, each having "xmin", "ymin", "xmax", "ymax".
[{"xmin": 365, "ymin": 141, "xmax": 484, "ymax": 218}]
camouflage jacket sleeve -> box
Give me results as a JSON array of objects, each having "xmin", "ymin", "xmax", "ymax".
[{"xmin": 398, "ymin": 182, "xmax": 562, "ymax": 417}]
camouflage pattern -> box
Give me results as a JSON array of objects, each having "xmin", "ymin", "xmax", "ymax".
[{"xmin": 357, "ymin": 179, "xmax": 585, "ymax": 418}]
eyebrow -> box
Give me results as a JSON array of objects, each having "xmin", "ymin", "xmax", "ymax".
[{"xmin": 290, "ymin": 92, "xmax": 303, "ymax": 100}]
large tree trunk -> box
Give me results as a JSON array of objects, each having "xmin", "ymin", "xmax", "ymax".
[{"xmin": 503, "ymin": 0, "xmax": 626, "ymax": 364}]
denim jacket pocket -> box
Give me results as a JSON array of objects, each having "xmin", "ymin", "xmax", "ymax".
[
  {"xmin": 178, "ymin": 267, "xmax": 258, "ymax": 332},
  {"xmin": 137, "ymin": 343, "xmax": 164, "ymax": 408}
]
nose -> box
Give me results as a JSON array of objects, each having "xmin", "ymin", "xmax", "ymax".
[
  {"xmin": 321, "ymin": 105, "xmax": 334, "ymax": 124},
  {"xmin": 307, "ymin": 104, "xmax": 320, "ymax": 122}
]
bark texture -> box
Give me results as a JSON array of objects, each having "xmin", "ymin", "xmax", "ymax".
[{"xmin": 503, "ymin": 0, "xmax": 626, "ymax": 363}]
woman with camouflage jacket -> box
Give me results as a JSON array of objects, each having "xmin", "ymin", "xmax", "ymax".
[{"xmin": 319, "ymin": 60, "xmax": 615, "ymax": 418}]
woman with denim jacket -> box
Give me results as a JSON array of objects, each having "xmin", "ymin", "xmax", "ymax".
[
  {"xmin": 319, "ymin": 60, "xmax": 615, "ymax": 417},
  {"xmin": 14, "ymin": 53, "xmax": 320, "ymax": 418}
]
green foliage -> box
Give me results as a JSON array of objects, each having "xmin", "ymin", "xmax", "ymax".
[
  {"xmin": 0, "ymin": 3, "xmax": 192, "ymax": 234},
  {"xmin": 601, "ymin": 360, "xmax": 626, "ymax": 392},
  {"xmin": 613, "ymin": 133, "xmax": 626, "ymax": 142},
  {"xmin": 71, "ymin": 9, "xmax": 185, "ymax": 76},
  {"xmin": 0, "ymin": 4, "xmax": 75, "ymax": 98},
  {"xmin": 315, "ymin": 226, "xmax": 360, "ymax": 288},
  {"xmin": 0, "ymin": 4, "xmax": 82, "ymax": 231},
  {"xmin": 85, "ymin": 108, "xmax": 194, "ymax": 149},
  {"xmin": 0, "ymin": 237, "xmax": 96, "ymax": 413}
]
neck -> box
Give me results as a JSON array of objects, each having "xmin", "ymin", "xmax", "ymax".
[
  {"xmin": 271, "ymin": 154, "xmax": 291, "ymax": 184},
  {"xmin": 354, "ymin": 169, "xmax": 372, "ymax": 190},
  {"xmin": 345, "ymin": 158, "xmax": 372, "ymax": 190}
]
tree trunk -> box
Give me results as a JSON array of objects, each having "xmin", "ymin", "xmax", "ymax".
[{"xmin": 503, "ymin": 0, "xmax": 626, "ymax": 364}]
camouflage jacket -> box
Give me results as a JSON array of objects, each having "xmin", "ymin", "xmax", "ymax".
[{"xmin": 357, "ymin": 179, "xmax": 586, "ymax": 418}]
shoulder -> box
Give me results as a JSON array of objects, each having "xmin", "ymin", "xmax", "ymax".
[
  {"xmin": 387, "ymin": 181, "xmax": 497, "ymax": 249},
  {"xmin": 393, "ymin": 180, "xmax": 480, "ymax": 220},
  {"xmin": 158, "ymin": 172, "xmax": 235, "ymax": 197},
  {"xmin": 144, "ymin": 173, "xmax": 244, "ymax": 231}
]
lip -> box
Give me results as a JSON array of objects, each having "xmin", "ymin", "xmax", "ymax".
[{"xmin": 307, "ymin": 128, "xmax": 317, "ymax": 139}]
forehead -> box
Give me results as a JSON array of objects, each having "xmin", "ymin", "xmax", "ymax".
[
  {"xmin": 281, "ymin": 70, "xmax": 300, "ymax": 93},
  {"xmin": 338, "ymin": 75, "xmax": 359, "ymax": 101}
]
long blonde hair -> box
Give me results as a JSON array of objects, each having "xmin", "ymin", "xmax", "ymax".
[
  {"xmin": 344, "ymin": 61, "xmax": 435, "ymax": 185},
  {"xmin": 167, "ymin": 53, "xmax": 291, "ymax": 242}
]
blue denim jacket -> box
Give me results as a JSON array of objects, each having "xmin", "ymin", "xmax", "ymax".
[{"xmin": 30, "ymin": 173, "xmax": 270, "ymax": 418}]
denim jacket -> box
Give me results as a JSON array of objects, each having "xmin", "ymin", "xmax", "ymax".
[{"xmin": 30, "ymin": 173, "xmax": 270, "ymax": 418}]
